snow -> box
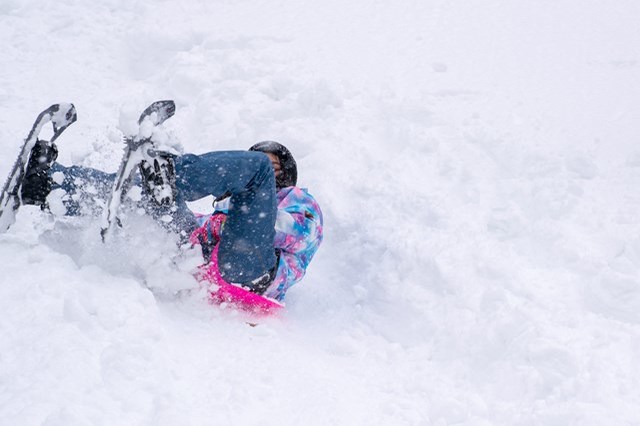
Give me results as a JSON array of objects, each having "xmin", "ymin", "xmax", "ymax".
[{"xmin": 1, "ymin": 0, "xmax": 640, "ymax": 424}]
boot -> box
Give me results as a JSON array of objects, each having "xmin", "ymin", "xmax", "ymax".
[
  {"xmin": 20, "ymin": 139, "xmax": 58, "ymax": 206},
  {"xmin": 139, "ymin": 151, "xmax": 176, "ymax": 206}
]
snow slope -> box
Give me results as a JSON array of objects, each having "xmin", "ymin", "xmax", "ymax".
[{"xmin": 1, "ymin": 0, "xmax": 640, "ymax": 424}]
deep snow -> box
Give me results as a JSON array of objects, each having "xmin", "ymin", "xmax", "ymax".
[{"xmin": 1, "ymin": 1, "xmax": 640, "ymax": 425}]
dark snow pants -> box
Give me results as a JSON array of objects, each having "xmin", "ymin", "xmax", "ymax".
[{"xmin": 50, "ymin": 150, "xmax": 277, "ymax": 284}]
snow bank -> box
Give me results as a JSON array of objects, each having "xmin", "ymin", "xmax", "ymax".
[{"xmin": 1, "ymin": 0, "xmax": 640, "ymax": 424}]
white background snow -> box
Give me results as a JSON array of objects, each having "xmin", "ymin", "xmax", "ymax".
[{"xmin": 1, "ymin": 0, "xmax": 640, "ymax": 424}]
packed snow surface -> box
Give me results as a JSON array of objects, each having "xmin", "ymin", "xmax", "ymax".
[{"xmin": 1, "ymin": 1, "xmax": 640, "ymax": 424}]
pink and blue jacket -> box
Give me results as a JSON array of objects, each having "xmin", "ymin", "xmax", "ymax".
[{"xmin": 190, "ymin": 187, "xmax": 323, "ymax": 301}]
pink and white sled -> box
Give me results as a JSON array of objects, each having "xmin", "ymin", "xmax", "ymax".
[
  {"xmin": 208, "ymin": 280, "xmax": 284, "ymax": 316},
  {"xmin": 194, "ymin": 258, "xmax": 283, "ymax": 317}
]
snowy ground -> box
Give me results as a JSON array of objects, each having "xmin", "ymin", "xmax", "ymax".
[{"xmin": 1, "ymin": 1, "xmax": 640, "ymax": 424}]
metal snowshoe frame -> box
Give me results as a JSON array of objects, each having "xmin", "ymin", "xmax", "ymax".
[
  {"xmin": 100, "ymin": 100, "xmax": 176, "ymax": 241},
  {"xmin": 0, "ymin": 103, "xmax": 77, "ymax": 233}
]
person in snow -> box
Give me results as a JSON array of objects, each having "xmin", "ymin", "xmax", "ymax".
[{"xmin": 20, "ymin": 139, "xmax": 323, "ymax": 302}]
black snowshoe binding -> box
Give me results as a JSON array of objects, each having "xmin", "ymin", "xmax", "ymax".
[
  {"xmin": 20, "ymin": 139, "xmax": 58, "ymax": 207},
  {"xmin": 139, "ymin": 151, "xmax": 177, "ymax": 207}
]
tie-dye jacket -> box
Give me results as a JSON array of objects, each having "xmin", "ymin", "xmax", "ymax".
[{"xmin": 190, "ymin": 187, "xmax": 323, "ymax": 301}]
